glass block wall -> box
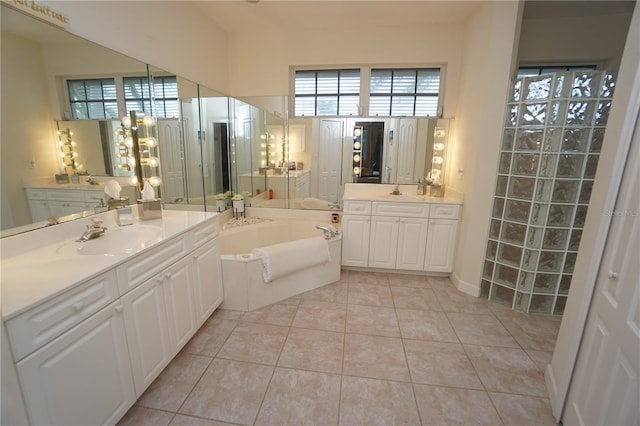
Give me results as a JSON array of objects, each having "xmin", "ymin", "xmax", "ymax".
[{"xmin": 480, "ymin": 71, "xmax": 616, "ymax": 314}]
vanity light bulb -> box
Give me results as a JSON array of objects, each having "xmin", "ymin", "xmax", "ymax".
[
  {"xmin": 146, "ymin": 137, "xmax": 158, "ymax": 148},
  {"xmin": 59, "ymin": 152, "xmax": 65, "ymax": 158},
  {"xmin": 148, "ymin": 157, "xmax": 160, "ymax": 167},
  {"xmin": 354, "ymin": 128, "xmax": 362, "ymax": 137},
  {"xmin": 353, "ymin": 142, "xmax": 361, "ymax": 150},
  {"xmin": 122, "ymin": 116, "xmax": 131, "ymax": 128},
  {"xmin": 353, "ymin": 166, "xmax": 361, "ymax": 174},
  {"xmin": 353, "ymin": 154, "xmax": 361, "ymax": 163},
  {"xmin": 148, "ymin": 176, "xmax": 162, "ymax": 187},
  {"xmin": 131, "ymin": 176, "xmax": 138, "ymax": 185},
  {"xmin": 125, "ymin": 137, "xmax": 133, "ymax": 148},
  {"xmin": 432, "ymin": 156, "xmax": 444, "ymax": 165},
  {"xmin": 434, "ymin": 143, "xmax": 445, "ymax": 151},
  {"xmin": 128, "ymin": 157, "xmax": 136, "ymax": 167},
  {"xmin": 71, "ymin": 141, "xmax": 77, "ymax": 146},
  {"xmin": 143, "ymin": 116, "xmax": 156, "ymax": 127},
  {"xmin": 435, "ymin": 129, "xmax": 445, "ymax": 138},
  {"xmin": 58, "ymin": 141, "xmax": 64, "ymax": 146}
]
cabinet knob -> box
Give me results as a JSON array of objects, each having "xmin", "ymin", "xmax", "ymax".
[
  {"xmin": 114, "ymin": 304, "xmax": 124, "ymax": 313},
  {"xmin": 608, "ymin": 270, "xmax": 619, "ymax": 279},
  {"xmin": 73, "ymin": 302, "xmax": 85, "ymax": 311}
]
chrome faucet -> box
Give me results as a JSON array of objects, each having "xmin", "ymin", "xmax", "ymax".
[
  {"xmin": 77, "ymin": 218, "xmax": 107, "ymax": 242},
  {"xmin": 316, "ymin": 224, "xmax": 337, "ymax": 240},
  {"xmin": 327, "ymin": 202, "xmax": 340, "ymax": 211},
  {"xmin": 391, "ymin": 184, "xmax": 401, "ymax": 195}
]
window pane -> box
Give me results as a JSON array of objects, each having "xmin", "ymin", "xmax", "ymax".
[
  {"xmin": 417, "ymin": 70, "xmax": 440, "ymax": 93},
  {"xmin": 295, "ymin": 97, "xmax": 315, "ymax": 116},
  {"xmin": 87, "ymin": 102, "xmax": 106, "ymax": 119},
  {"xmin": 370, "ymin": 70, "xmax": 392, "ymax": 93},
  {"xmin": 340, "ymin": 70, "xmax": 361, "ymax": 94},
  {"xmin": 68, "ymin": 81, "xmax": 87, "ymax": 100},
  {"xmin": 391, "ymin": 96, "xmax": 415, "ymax": 115},
  {"xmin": 72, "ymin": 103, "xmax": 88, "ymax": 119},
  {"xmin": 369, "ymin": 96, "xmax": 391, "ymax": 116},
  {"xmin": 339, "ymin": 95, "xmax": 359, "ymax": 115},
  {"xmin": 295, "ymin": 71, "xmax": 316, "ymax": 95},
  {"xmin": 392, "ymin": 70, "xmax": 416, "ymax": 94},
  {"xmin": 104, "ymin": 101, "xmax": 119, "ymax": 119},
  {"xmin": 415, "ymin": 96, "xmax": 439, "ymax": 116},
  {"xmin": 316, "ymin": 71, "xmax": 338, "ymax": 94},
  {"xmin": 85, "ymin": 80, "xmax": 105, "ymax": 100},
  {"xmin": 126, "ymin": 100, "xmax": 144, "ymax": 114},
  {"xmin": 317, "ymin": 95, "xmax": 338, "ymax": 115}
]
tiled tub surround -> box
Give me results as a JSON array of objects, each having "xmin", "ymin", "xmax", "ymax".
[
  {"xmin": 118, "ymin": 271, "xmax": 560, "ymax": 426},
  {"xmin": 482, "ymin": 71, "xmax": 615, "ymax": 314},
  {"xmin": 2, "ymin": 208, "xmax": 222, "ymax": 425}
]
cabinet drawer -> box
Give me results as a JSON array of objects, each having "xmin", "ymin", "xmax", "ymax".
[
  {"xmin": 372, "ymin": 202, "xmax": 429, "ymax": 218},
  {"xmin": 191, "ymin": 219, "xmax": 218, "ymax": 248},
  {"xmin": 343, "ymin": 201, "xmax": 372, "ymax": 215},
  {"xmin": 83, "ymin": 191, "xmax": 104, "ymax": 203},
  {"xmin": 430, "ymin": 204, "xmax": 461, "ymax": 219},
  {"xmin": 116, "ymin": 234, "xmax": 189, "ymax": 295},
  {"xmin": 26, "ymin": 188, "xmax": 48, "ymax": 200},
  {"xmin": 47, "ymin": 189, "xmax": 86, "ymax": 202},
  {"xmin": 6, "ymin": 270, "xmax": 119, "ymax": 361}
]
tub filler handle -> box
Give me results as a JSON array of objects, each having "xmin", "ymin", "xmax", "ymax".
[{"xmin": 316, "ymin": 225, "xmax": 338, "ymax": 240}]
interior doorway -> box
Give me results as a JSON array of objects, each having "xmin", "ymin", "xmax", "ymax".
[{"xmin": 355, "ymin": 121, "xmax": 384, "ymax": 183}]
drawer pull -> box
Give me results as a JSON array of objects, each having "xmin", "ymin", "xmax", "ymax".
[
  {"xmin": 73, "ymin": 302, "xmax": 85, "ymax": 311},
  {"xmin": 114, "ymin": 304, "xmax": 124, "ymax": 313}
]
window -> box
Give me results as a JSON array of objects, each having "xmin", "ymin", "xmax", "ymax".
[
  {"xmin": 67, "ymin": 78, "xmax": 118, "ymax": 119},
  {"xmin": 369, "ymin": 68, "xmax": 440, "ymax": 117},
  {"xmin": 152, "ymin": 76, "xmax": 179, "ymax": 118},
  {"xmin": 294, "ymin": 69, "xmax": 360, "ymax": 116},
  {"xmin": 124, "ymin": 76, "xmax": 179, "ymax": 118},
  {"xmin": 517, "ymin": 65, "xmax": 597, "ymax": 78}
]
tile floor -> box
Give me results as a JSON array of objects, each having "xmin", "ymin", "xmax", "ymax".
[{"xmin": 118, "ymin": 271, "xmax": 562, "ymax": 426}]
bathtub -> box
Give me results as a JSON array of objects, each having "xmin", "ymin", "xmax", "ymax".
[{"xmin": 219, "ymin": 218, "xmax": 342, "ymax": 311}]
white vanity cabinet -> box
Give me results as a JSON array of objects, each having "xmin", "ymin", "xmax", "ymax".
[
  {"xmin": 424, "ymin": 219, "xmax": 458, "ymax": 272},
  {"xmin": 26, "ymin": 187, "xmax": 105, "ymax": 221},
  {"xmin": 368, "ymin": 216, "xmax": 400, "ymax": 269}
]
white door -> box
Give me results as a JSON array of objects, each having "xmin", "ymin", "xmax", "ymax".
[
  {"xmin": 318, "ymin": 119, "xmax": 343, "ymax": 203},
  {"xmin": 424, "ymin": 219, "xmax": 458, "ymax": 273},
  {"xmin": 341, "ymin": 214, "xmax": 371, "ymax": 267},
  {"xmin": 396, "ymin": 218, "xmax": 428, "ymax": 271},
  {"xmin": 563, "ymin": 111, "xmax": 639, "ymax": 426},
  {"xmin": 158, "ymin": 118, "xmax": 186, "ymax": 202},
  {"xmin": 396, "ymin": 119, "xmax": 417, "ymax": 184},
  {"xmin": 369, "ymin": 216, "xmax": 399, "ymax": 269}
]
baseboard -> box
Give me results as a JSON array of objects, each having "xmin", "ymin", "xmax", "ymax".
[
  {"xmin": 450, "ymin": 272, "xmax": 480, "ymax": 297},
  {"xmin": 545, "ymin": 363, "xmax": 563, "ymax": 422}
]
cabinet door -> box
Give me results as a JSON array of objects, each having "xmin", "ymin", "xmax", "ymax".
[
  {"xmin": 48, "ymin": 200, "xmax": 87, "ymax": 217},
  {"xmin": 192, "ymin": 239, "xmax": 223, "ymax": 325},
  {"xmin": 424, "ymin": 219, "xmax": 459, "ymax": 273},
  {"xmin": 122, "ymin": 276, "xmax": 173, "ymax": 396},
  {"xmin": 341, "ymin": 214, "xmax": 371, "ymax": 267},
  {"xmin": 28, "ymin": 199, "xmax": 50, "ymax": 222},
  {"xmin": 16, "ymin": 302, "xmax": 135, "ymax": 425},
  {"xmin": 162, "ymin": 256, "xmax": 198, "ymax": 353},
  {"xmin": 396, "ymin": 218, "xmax": 429, "ymax": 271},
  {"xmin": 369, "ymin": 216, "xmax": 399, "ymax": 269}
]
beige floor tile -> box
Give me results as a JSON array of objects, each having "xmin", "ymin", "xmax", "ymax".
[
  {"xmin": 343, "ymin": 333, "xmax": 410, "ymax": 382},
  {"xmin": 278, "ymin": 294, "xmax": 302, "ymax": 306},
  {"xmin": 255, "ymin": 368, "xmax": 341, "ymax": 426},
  {"xmin": 179, "ymin": 358, "xmax": 273, "ymax": 425},
  {"xmin": 348, "ymin": 283, "xmax": 394, "ymax": 307},
  {"xmin": 447, "ymin": 312, "xmax": 520, "ymax": 348},
  {"xmin": 464, "ymin": 345, "xmax": 548, "ymax": 397},
  {"xmin": 181, "ymin": 318, "xmax": 238, "ymax": 357},
  {"xmin": 495, "ymin": 311, "xmax": 562, "ymax": 352},
  {"xmin": 217, "ymin": 322, "xmax": 288, "ymax": 365},
  {"xmin": 525, "ymin": 349, "xmax": 553, "ymax": 373},
  {"xmin": 391, "ymin": 286, "xmax": 443, "ymax": 311},
  {"xmin": 117, "ymin": 406, "xmax": 174, "ymax": 426},
  {"xmin": 433, "ymin": 287, "xmax": 494, "ymax": 314},
  {"xmin": 426, "ymin": 276, "xmax": 458, "ymax": 291},
  {"xmin": 211, "ymin": 309, "xmax": 245, "ymax": 320},
  {"xmin": 413, "ymin": 384, "xmax": 503, "ymax": 426},
  {"xmin": 137, "ymin": 353, "xmax": 211, "ymax": 412},
  {"xmin": 489, "ymin": 392, "xmax": 556, "ymax": 426},
  {"xmin": 387, "ymin": 273, "xmax": 431, "ymax": 288},
  {"xmin": 347, "ymin": 270, "xmax": 390, "ymax": 285},
  {"xmin": 240, "ymin": 302, "xmax": 298, "ymax": 326},
  {"xmin": 301, "ymin": 282, "xmax": 349, "ymax": 304},
  {"xmin": 396, "ymin": 308, "xmax": 458, "ymax": 342},
  {"xmin": 292, "ymin": 300, "xmax": 346, "ymax": 332},
  {"xmin": 278, "ymin": 327, "xmax": 344, "ymax": 374},
  {"xmin": 169, "ymin": 414, "xmax": 230, "ymax": 426},
  {"xmin": 339, "ymin": 376, "xmax": 420, "ymax": 425},
  {"xmin": 404, "ymin": 340, "xmax": 483, "ymax": 390},
  {"xmin": 346, "ymin": 304, "xmax": 400, "ymax": 337}
]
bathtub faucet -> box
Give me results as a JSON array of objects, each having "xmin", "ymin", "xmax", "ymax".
[
  {"xmin": 327, "ymin": 202, "xmax": 340, "ymax": 210},
  {"xmin": 316, "ymin": 225, "xmax": 338, "ymax": 240}
]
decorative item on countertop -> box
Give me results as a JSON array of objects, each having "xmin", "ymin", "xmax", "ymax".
[
  {"xmin": 232, "ymin": 194, "xmax": 245, "ymax": 219},
  {"xmin": 215, "ymin": 193, "xmax": 227, "ymax": 212},
  {"xmin": 242, "ymin": 191, "xmax": 252, "ymax": 207},
  {"xmin": 104, "ymin": 180, "xmax": 129, "ymax": 210},
  {"xmin": 429, "ymin": 173, "xmax": 445, "ymax": 197},
  {"xmin": 55, "ymin": 173, "xmax": 69, "ymax": 184},
  {"xmin": 138, "ymin": 181, "xmax": 162, "ymax": 220}
]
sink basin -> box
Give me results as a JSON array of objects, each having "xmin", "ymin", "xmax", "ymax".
[{"xmin": 57, "ymin": 225, "xmax": 163, "ymax": 256}]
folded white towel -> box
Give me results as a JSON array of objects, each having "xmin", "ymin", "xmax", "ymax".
[{"xmin": 252, "ymin": 237, "xmax": 331, "ymax": 283}]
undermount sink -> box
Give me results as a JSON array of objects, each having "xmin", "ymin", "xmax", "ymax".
[{"xmin": 57, "ymin": 225, "xmax": 163, "ymax": 256}]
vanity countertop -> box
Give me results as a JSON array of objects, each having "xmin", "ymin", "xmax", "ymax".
[
  {"xmin": 342, "ymin": 183, "xmax": 463, "ymax": 204},
  {"xmin": 240, "ymin": 169, "xmax": 309, "ymax": 178},
  {"xmin": 1, "ymin": 209, "xmax": 217, "ymax": 320}
]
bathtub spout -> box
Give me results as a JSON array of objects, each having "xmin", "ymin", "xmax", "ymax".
[{"xmin": 316, "ymin": 225, "xmax": 337, "ymax": 240}]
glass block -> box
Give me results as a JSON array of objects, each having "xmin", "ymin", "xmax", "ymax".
[
  {"xmin": 574, "ymin": 205, "xmax": 588, "ymax": 228},
  {"xmin": 571, "ymin": 72, "xmax": 602, "ymax": 98},
  {"xmin": 495, "ymin": 264, "xmax": 519, "ymax": 288},
  {"xmin": 554, "ymin": 296, "xmax": 568, "ymax": 315},
  {"xmin": 502, "ymin": 221, "xmax": 527, "ymax": 245},
  {"xmin": 524, "ymin": 75, "xmax": 553, "ymax": 100},
  {"xmin": 547, "ymin": 205, "xmax": 575, "ymax": 227},
  {"xmin": 553, "ymin": 72, "xmax": 570, "ymax": 98},
  {"xmin": 600, "ymin": 72, "xmax": 616, "ymax": 98},
  {"xmin": 530, "ymin": 294, "xmax": 554, "ymax": 314},
  {"xmin": 590, "ymin": 128, "xmax": 606, "ymax": 153},
  {"xmin": 534, "ymin": 273, "xmax": 560, "ymax": 294},
  {"xmin": 492, "ymin": 197, "xmax": 505, "ymax": 218},
  {"xmin": 518, "ymin": 271, "xmax": 534, "ymax": 292},
  {"xmin": 514, "ymin": 292, "xmax": 531, "ymax": 312},
  {"xmin": 489, "ymin": 219, "xmax": 502, "ymax": 239},
  {"xmin": 543, "ymin": 228, "xmax": 569, "ymax": 250},
  {"xmin": 552, "ymin": 180, "xmax": 579, "ymax": 203},
  {"xmin": 511, "ymin": 80, "xmax": 522, "ymax": 102},
  {"xmin": 526, "ymin": 227, "xmax": 544, "ymax": 249},
  {"xmin": 495, "ymin": 175, "xmax": 509, "ymax": 197},
  {"xmin": 543, "ymin": 127, "xmax": 562, "ymax": 152},
  {"xmin": 579, "ymin": 180, "xmax": 594, "ymax": 203},
  {"xmin": 499, "ymin": 152, "xmax": 512, "ymax": 174},
  {"xmin": 539, "ymin": 154, "xmax": 557, "ymax": 177},
  {"xmin": 561, "ymin": 128, "xmax": 590, "ymax": 152},
  {"xmin": 548, "ymin": 101, "xmax": 567, "ymax": 126},
  {"xmin": 538, "ymin": 251, "xmax": 564, "ymax": 272},
  {"xmin": 556, "ymin": 154, "xmax": 585, "ymax": 178},
  {"xmin": 519, "ymin": 103, "xmax": 547, "ymax": 126},
  {"xmin": 584, "ymin": 155, "xmax": 599, "ymax": 178},
  {"xmin": 497, "ymin": 243, "xmax": 523, "ymax": 267},
  {"xmin": 595, "ymin": 101, "xmax": 612, "ymax": 126},
  {"xmin": 531, "ymin": 203, "xmax": 549, "ymax": 226},
  {"xmin": 512, "ymin": 154, "xmax": 540, "ymax": 176},
  {"xmin": 504, "ymin": 200, "xmax": 531, "ymax": 223},
  {"xmin": 564, "ymin": 252, "xmax": 577, "ymax": 273},
  {"xmin": 480, "ymin": 280, "xmax": 491, "ymax": 299},
  {"xmin": 522, "ymin": 249, "xmax": 539, "ymax": 271},
  {"xmin": 569, "ymin": 229, "xmax": 583, "ymax": 251},
  {"xmin": 506, "ymin": 104, "xmax": 519, "ymax": 127},
  {"xmin": 508, "ymin": 176, "xmax": 536, "ymax": 200},
  {"xmin": 486, "ymin": 240, "xmax": 498, "ymax": 260},
  {"xmin": 490, "ymin": 284, "xmax": 515, "ymax": 308},
  {"xmin": 515, "ymin": 128, "xmax": 543, "ymax": 151},
  {"xmin": 559, "ymin": 275, "xmax": 572, "ymax": 294},
  {"xmin": 483, "ymin": 260, "xmax": 495, "ymax": 280},
  {"xmin": 566, "ymin": 101, "xmax": 595, "ymax": 126},
  {"xmin": 535, "ymin": 179, "xmax": 553, "ymax": 202},
  {"xmin": 502, "ymin": 128, "xmax": 516, "ymax": 151}
]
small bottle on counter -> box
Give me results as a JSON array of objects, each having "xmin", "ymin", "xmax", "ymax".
[
  {"xmin": 71, "ymin": 172, "xmax": 80, "ymax": 184},
  {"xmin": 268, "ymin": 189, "xmax": 274, "ymax": 199}
]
